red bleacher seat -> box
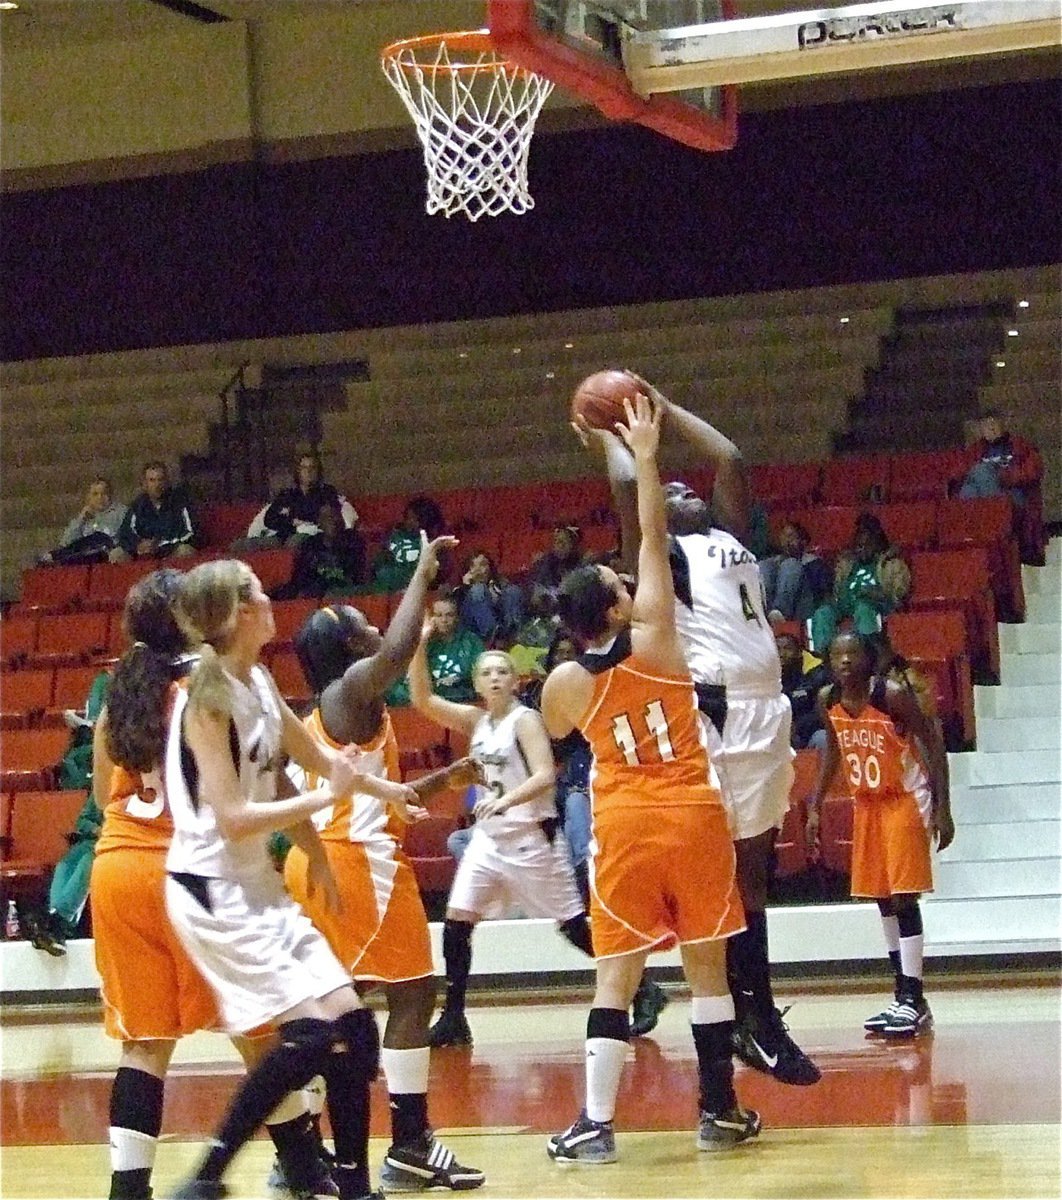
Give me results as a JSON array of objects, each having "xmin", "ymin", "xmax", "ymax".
[
  {"xmin": 0, "ymin": 669, "xmax": 54, "ymax": 730},
  {"xmin": 29, "ymin": 611, "xmax": 110, "ymax": 668},
  {"xmin": 353, "ymin": 593, "xmax": 392, "ymax": 631},
  {"xmin": 402, "ymin": 814, "xmax": 460, "ymax": 897},
  {"xmin": 198, "ymin": 500, "xmax": 262, "ymax": 548},
  {"xmin": 908, "ymin": 548, "xmax": 1000, "ymax": 681},
  {"xmin": 268, "ymin": 650, "xmax": 312, "ymax": 705},
  {"xmin": 1, "ymin": 616, "xmax": 38, "ymax": 667},
  {"xmin": 0, "ymin": 789, "xmax": 90, "ymax": 903},
  {"xmin": 747, "ymin": 462, "xmax": 822, "ymax": 509},
  {"xmin": 19, "ymin": 564, "xmax": 92, "ymax": 613},
  {"xmin": 390, "ymin": 706, "xmax": 450, "ymax": 757},
  {"xmin": 0, "ymin": 728, "xmax": 72, "ymax": 792},
  {"xmin": 44, "ymin": 665, "xmax": 107, "ymax": 729},
  {"xmin": 774, "ymin": 798, "xmax": 809, "ymax": 879},
  {"xmin": 242, "ymin": 547, "xmax": 296, "ymax": 594},
  {"xmin": 498, "ymin": 528, "xmax": 554, "ymax": 577},
  {"xmin": 936, "ymin": 496, "xmax": 1025, "ymax": 622},
  {"xmin": 886, "ymin": 608, "xmax": 976, "ymax": 749},
  {"xmin": 888, "ymin": 449, "xmax": 967, "ymax": 501},
  {"xmin": 792, "ymin": 506, "xmax": 860, "ymax": 558},
  {"xmin": 348, "ymin": 493, "xmax": 407, "ymax": 534},
  {"xmin": 86, "ymin": 560, "xmax": 156, "ymax": 607},
  {"xmin": 820, "ymin": 455, "xmax": 892, "ymax": 505},
  {"xmin": 871, "ymin": 502, "xmax": 937, "ymax": 552},
  {"xmin": 270, "ymin": 598, "xmax": 319, "ymax": 650}
]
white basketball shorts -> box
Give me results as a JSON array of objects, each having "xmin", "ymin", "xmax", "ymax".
[
  {"xmin": 447, "ymin": 824, "xmax": 584, "ymax": 922},
  {"xmin": 700, "ymin": 692, "xmax": 795, "ymax": 842},
  {"xmin": 165, "ymin": 867, "xmax": 351, "ymax": 1033}
]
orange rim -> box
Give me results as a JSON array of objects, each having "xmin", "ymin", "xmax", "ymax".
[{"xmin": 380, "ymin": 28, "xmax": 514, "ymax": 73}]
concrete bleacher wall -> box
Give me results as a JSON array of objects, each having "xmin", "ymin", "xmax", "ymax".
[{"xmin": 1, "ymin": 264, "xmax": 1057, "ymax": 600}]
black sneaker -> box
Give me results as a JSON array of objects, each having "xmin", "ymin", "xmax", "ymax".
[
  {"xmin": 864, "ymin": 997, "xmax": 902, "ymax": 1034},
  {"xmin": 697, "ymin": 1105, "xmax": 762, "ymax": 1152},
  {"xmin": 546, "ymin": 1111, "xmax": 617, "ymax": 1164},
  {"xmin": 24, "ymin": 911, "xmax": 66, "ymax": 958},
  {"xmin": 882, "ymin": 996, "xmax": 933, "ymax": 1038},
  {"xmin": 266, "ymin": 1153, "xmax": 340, "ymax": 1199},
  {"xmin": 427, "ymin": 1009, "xmax": 473, "ymax": 1048},
  {"xmin": 732, "ymin": 1007, "xmax": 821, "ymax": 1086},
  {"xmin": 169, "ymin": 1180, "xmax": 228, "ymax": 1200},
  {"xmin": 630, "ymin": 977, "xmax": 669, "ymax": 1038},
  {"xmin": 381, "ymin": 1134, "xmax": 485, "ymax": 1191}
]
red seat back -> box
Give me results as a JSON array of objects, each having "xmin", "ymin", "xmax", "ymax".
[
  {"xmin": 3, "ymin": 789, "xmax": 88, "ymax": 871},
  {"xmin": 86, "ymin": 560, "xmax": 157, "ymax": 605},
  {"xmin": 198, "ymin": 501, "xmax": 262, "ymax": 548},
  {"xmin": 820, "ymin": 455, "xmax": 891, "ymax": 505},
  {"xmin": 0, "ymin": 616, "xmax": 39, "ymax": 666},
  {"xmin": 871, "ymin": 502, "xmax": 937, "ymax": 552},
  {"xmin": 0, "ymin": 669, "xmax": 54, "ymax": 727},
  {"xmin": 889, "ymin": 449, "xmax": 967, "ymax": 501},
  {"xmin": 20, "ymin": 565, "xmax": 92, "ymax": 612},
  {"xmin": 747, "ymin": 462, "xmax": 822, "ymax": 508},
  {"xmin": 0, "ymin": 728, "xmax": 71, "ymax": 792},
  {"xmin": 34, "ymin": 612, "xmax": 111, "ymax": 663},
  {"xmin": 268, "ymin": 650, "xmax": 312, "ymax": 705}
]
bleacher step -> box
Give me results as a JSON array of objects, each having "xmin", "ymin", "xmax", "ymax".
[
  {"xmin": 934, "ymin": 857, "xmax": 1060, "ymax": 900},
  {"xmin": 919, "ymin": 895, "xmax": 1061, "ymax": 945},
  {"xmin": 998, "ymin": 624, "xmax": 1061, "ymax": 655},
  {"xmin": 974, "ymin": 715, "xmax": 1061, "ymax": 753},
  {"xmin": 998, "ymin": 653, "xmax": 1062, "ymax": 685},
  {"xmin": 939, "ymin": 820, "xmax": 1061, "ymax": 862},
  {"xmin": 975, "ymin": 683, "xmax": 1061, "ymax": 718},
  {"xmin": 953, "ymin": 781, "xmax": 1060, "ymax": 823},
  {"xmin": 1023, "ymin": 593, "xmax": 1061, "ymax": 624},
  {"xmin": 949, "ymin": 749, "xmax": 1060, "ymax": 786}
]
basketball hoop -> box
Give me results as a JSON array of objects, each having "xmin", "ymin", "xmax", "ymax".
[{"xmin": 381, "ymin": 29, "xmax": 554, "ymax": 222}]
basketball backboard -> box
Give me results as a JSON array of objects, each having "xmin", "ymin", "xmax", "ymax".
[{"xmin": 488, "ymin": 0, "xmax": 1061, "ymax": 151}]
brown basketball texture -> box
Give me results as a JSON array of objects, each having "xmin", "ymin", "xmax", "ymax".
[{"xmin": 569, "ymin": 369, "xmax": 640, "ymax": 432}]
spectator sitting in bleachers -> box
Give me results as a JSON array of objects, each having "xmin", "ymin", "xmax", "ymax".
[
  {"xmin": 386, "ymin": 591, "xmax": 484, "ymax": 706},
  {"xmin": 952, "ymin": 410, "xmax": 1045, "ymax": 564},
  {"xmin": 234, "ymin": 449, "xmax": 358, "ymax": 552},
  {"xmin": 759, "ymin": 520, "xmax": 832, "ymax": 626},
  {"xmin": 528, "ymin": 524, "xmax": 586, "ymax": 600},
  {"xmin": 372, "ymin": 496, "xmax": 446, "ymax": 592},
  {"xmin": 112, "ymin": 461, "xmax": 197, "ymax": 563},
  {"xmin": 270, "ymin": 498, "xmax": 367, "ymax": 599},
  {"xmin": 453, "ymin": 551, "xmax": 525, "ymax": 644},
  {"xmin": 507, "ymin": 585, "xmax": 561, "ymax": 679},
  {"xmin": 776, "ymin": 632, "xmax": 830, "ymax": 752},
  {"xmin": 40, "ymin": 477, "xmax": 128, "ymax": 566},
  {"xmin": 810, "ymin": 512, "xmax": 911, "ymax": 654}
]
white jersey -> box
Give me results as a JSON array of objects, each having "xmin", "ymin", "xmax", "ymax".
[
  {"xmin": 165, "ymin": 663, "xmax": 283, "ymax": 883},
  {"xmin": 671, "ymin": 530, "xmax": 782, "ymax": 696},
  {"xmin": 470, "ymin": 704, "xmax": 554, "ymax": 837}
]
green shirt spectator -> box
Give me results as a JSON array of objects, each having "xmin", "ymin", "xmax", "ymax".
[{"xmin": 386, "ymin": 595, "xmax": 484, "ymax": 705}]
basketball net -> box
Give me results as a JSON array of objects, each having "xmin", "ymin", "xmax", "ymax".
[{"xmin": 381, "ymin": 30, "xmax": 554, "ymax": 222}]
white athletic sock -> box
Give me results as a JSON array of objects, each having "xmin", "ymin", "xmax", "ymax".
[
  {"xmin": 880, "ymin": 913, "xmax": 901, "ymax": 954},
  {"xmin": 381, "ymin": 1046, "xmax": 430, "ymax": 1096},
  {"xmin": 899, "ymin": 933, "xmax": 924, "ymax": 982},
  {"xmin": 109, "ymin": 1127, "xmax": 157, "ymax": 1173},
  {"xmin": 585, "ymin": 1038, "xmax": 628, "ymax": 1123},
  {"xmin": 690, "ymin": 994, "xmax": 735, "ymax": 1026}
]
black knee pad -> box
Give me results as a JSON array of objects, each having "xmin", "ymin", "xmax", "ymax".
[
  {"xmin": 895, "ymin": 903, "xmax": 923, "ymax": 939},
  {"xmin": 271, "ymin": 1018, "xmax": 336, "ymax": 1092},
  {"xmin": 333, "ymin": 1007, "xmax": 380, "ymax": 1081}
]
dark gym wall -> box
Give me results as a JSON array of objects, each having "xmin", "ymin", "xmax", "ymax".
[{"xmin": 2, "ymin": 79, "xmax": 1057, "ymax": 362}]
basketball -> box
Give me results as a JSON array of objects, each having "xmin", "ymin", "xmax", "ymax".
[{"xmin": 570, "ymin": 369, "xmax": 641, "ymax": 432}]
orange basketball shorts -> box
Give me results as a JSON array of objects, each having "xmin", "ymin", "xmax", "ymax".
[
  {"xmin": 90, "ymin": 847, "xmax": 219, "ymax": 1040},
  {"xmin": 850, "ymin": 791, "xmax": 933, "ymax": 899},
  {"xmin": 284, "ymin": 837, "xmax": 433, "ymax": 983},
  {"xmin": 589, "ymin": 801, "xmax": 745, "ymax": 959}
]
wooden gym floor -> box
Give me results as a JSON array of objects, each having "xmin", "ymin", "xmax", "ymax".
[{"xmin": 1, "ymin": 976, "xmax": 1058, "ymax": 1199}]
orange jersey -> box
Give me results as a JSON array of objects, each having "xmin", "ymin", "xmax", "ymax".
[
  {"xmin": 826, "ymin": 683, "xmax": 929, "ymax": 806},
  {"xmin": 577, "ymin": 632, "xmax": 723, "ymax": 816},
  {"xmin": 95, "ymin": 681, "xmax": 184, "ymax": 855},
  {"xmin": 300, "ymin": 707, "xmax": 403, "ymax": 843}
]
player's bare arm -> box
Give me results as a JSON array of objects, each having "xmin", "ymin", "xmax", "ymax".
[
  {"xmin": 617, "ymin": 393, "xmax": 686, "ymax": 673},
  {"xmin": 572, "ymin": 416, "xmax": 639, "ymax": 574},
  {"xmin": 541, "ymin": 661, "xmax": 594, "ymax": 741},
  {"xmin": 408, "ymin": 756, "xmax": 484, "ymax": 804},
  {"xmin": 633, "ymin": 374, "xmax": 751, "ymax": 543},
  {"xmin": 335, "ymin": 531, "xmax": 458, "ymax": 714},
  {"xmin": 473, "ymin": 711, "xmax": 556, "ymax": 820},
  {"xmin": 408, "ymin": 614, "xmax": 482, "ymax": 738},
  {"xmin": 92, "ymin": 708, "xmax": 114, "ymax": 810},
  {"xmin": 885, "ymin": 681, "xmax": 954, "ymax": 851}
]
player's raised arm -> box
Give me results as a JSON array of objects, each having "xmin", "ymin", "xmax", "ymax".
[
  {"xmin": 408, "ymin": 615, "xmax": 482, "ymax": 738},
  {"xmin": 633, "ymin": 375, "xmax": 750, "ymax": 544},
  {"xmin": 571, "ymin": 417, "xmax": 639, "ymax": 575}
]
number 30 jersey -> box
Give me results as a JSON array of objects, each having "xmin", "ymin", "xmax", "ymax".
[
  {"xmin": 470, "ymin": 703, "xmax": 556, "ymax": 835},
  {"xmin": 671, "ymin": 530, "xmax": 780, "ymax": 691},
  {"xmin": 577, "ymin": 631, "xmax": 724, "ymax": 817}
]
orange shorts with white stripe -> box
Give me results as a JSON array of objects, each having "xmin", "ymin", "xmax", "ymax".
[
  {"xmin": 589, "ymin": 802, "xmax": 745, "ymax": 959},
  {"xmin": 851, "ymin": 791, "xmax": 933, "ymax": 898},
  {"xmin": 91, "ymin": 847, "xmax": 219, "ymax": 1041},
  {"xmin": 284, "ymin": 838, "xmax": 433, "ymax": 983}
]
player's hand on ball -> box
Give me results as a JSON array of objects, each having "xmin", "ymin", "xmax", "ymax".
[
  {"xmin": 570, "ymin": 415, "xmax": 623, "ymax": 456},
  {"xmin": 616, "ymin": 392, "xmax": 661, "ymax": 459}
]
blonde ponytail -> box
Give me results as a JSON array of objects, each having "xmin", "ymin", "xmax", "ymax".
[
  {"xmin": 176, "ymin": 559, "xmax": 256, "ymax": 719},
  {"xmin": 187, "ymin": 642, "xmax": 233, "ymax": 720}
]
